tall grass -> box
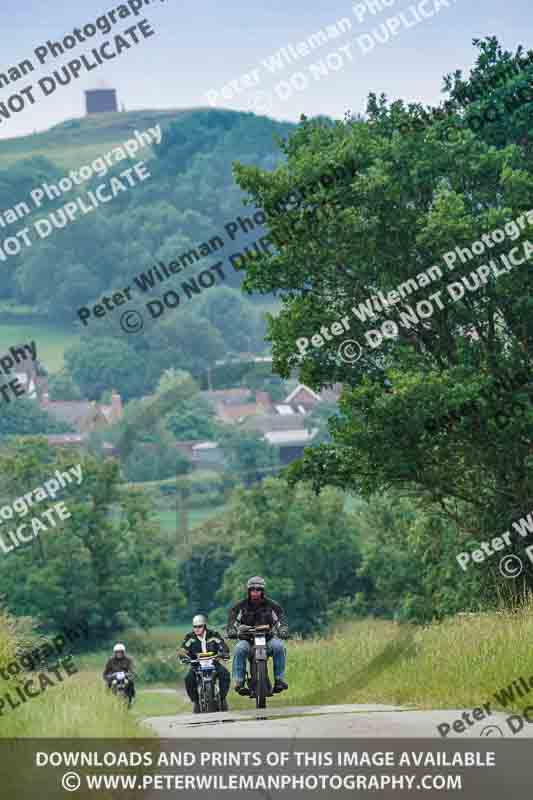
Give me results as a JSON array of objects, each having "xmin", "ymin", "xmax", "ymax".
[
  {"xmin": 5, "ymin": 607, "xmax": 533, "ymax": 732},
  {"xmin": 0, "ymin": 612, "xmax": 153, "ymax": 738},
  {"xmin": 239, "ymin": 604, "xmax": 533, "ymax": 713},
  {"xmin": 0, "ymin": 672, "xmax": 152, "ymax": 738},
  {"xmin": 1, "ymin": 671, "xmax": 157, "ymax": 800},
  {"xmin": 162, "ymin": 604, "xmax": 533, "ymax": 716}
]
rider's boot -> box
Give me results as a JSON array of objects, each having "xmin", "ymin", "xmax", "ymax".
[
  {"xmin": 221, "ymin": 697, "xmax": 228, "ymax": 711},
  {"xmin": 193, "ymin": 702, "xmax": 200, "ymax": 713},
  {"xmin": 234, "ymin": 681, "xmax": 248, "ymax": 695},
  {"xmin": 273, "ymin": 679, "xmax": 288, "ymax": 693}
]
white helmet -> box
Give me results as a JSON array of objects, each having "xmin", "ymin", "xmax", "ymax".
[
  {"xmin": 113, "ymin": 642, "xmax": 126, "ymax": 655},
  {"xmin": 192, "ymin": 614, "xmax": 207, "ymax": 627}
]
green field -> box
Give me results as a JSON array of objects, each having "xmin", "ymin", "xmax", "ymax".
[
  {"xmin": 0, "ymin": 321, "xmax": 79, "ymax": 372},
  {"xmin": 155, "ymin": 507, "xmax": 224, "ymax": 536}
]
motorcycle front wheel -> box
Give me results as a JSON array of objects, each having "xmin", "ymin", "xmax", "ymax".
[
  {"xmin": 255, "ymin": 661, "xmax": 267, "ymax": 709},
  {"xmin": 207, "ymin": 681, "xmax": 219, "ymax": 713},
  {"xmin": 198, "ymin": 680, "xmax": 208, "ymax": 713}
]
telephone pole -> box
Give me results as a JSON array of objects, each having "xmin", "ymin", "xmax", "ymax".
[{"xmin": 176, "ymin": 476, "xmax": 194, "ymax": 614}]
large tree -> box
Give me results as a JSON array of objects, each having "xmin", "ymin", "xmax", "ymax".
[
  {"xmin": 196, "ymin": 287, "xmax": 260, "ymax": 353},
  {"xmin": 232, "ymin": 38, "xmax": 533, "ymax": 552},
  {"xmin": 64, "ymin": 337, "xmax": 144, "ymax": 400}
]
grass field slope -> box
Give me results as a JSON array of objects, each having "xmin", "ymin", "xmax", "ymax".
[{"xmin": 0, "ymin": 107, "xmax": 208, "ymax": 170}]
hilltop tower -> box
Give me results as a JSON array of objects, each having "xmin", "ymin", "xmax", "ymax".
[{"xmin": 85, "ymin": 88, "xmax": 118, "ymax": 115}]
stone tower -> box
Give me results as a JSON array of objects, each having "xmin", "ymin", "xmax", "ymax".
[{"xmin": 85, "ymin": 88, "xmax": 118, "ymax": 114}]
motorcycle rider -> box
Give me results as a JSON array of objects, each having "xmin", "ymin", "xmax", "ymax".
[
  {"xmin": 178, "ymin": 614, "xmax": 231, "ymax": 713},
  {"xmin": 103, "ymin": 642, "xmax": 136, "ymax": 704},
  {"xmin": 226, "ymin": 576, "xmax": 289, "ymax": 695}
]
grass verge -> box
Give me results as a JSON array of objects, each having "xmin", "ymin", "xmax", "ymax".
[
  {"xmin": 143, "ymin": 605, "xmax": 533, "ymax": 718},
  {"xmin": 0, "ymin": 670, "xmax": 152, "ymax": 738},
  {"xmin": 5, "ymin": 607, "xmax": 533, "ymax": 733}
]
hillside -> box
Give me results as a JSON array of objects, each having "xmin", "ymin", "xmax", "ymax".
[
  {"xmin": 0, "ymin": 106, "xmax": 293, "ymax": 393},
  {"xmin": 0, "ymin": 107, "xmax": 294, "ymax": 327},
  {"xmin": 0, "ymin": 108, "xmax": 206, "ymax": 170}
]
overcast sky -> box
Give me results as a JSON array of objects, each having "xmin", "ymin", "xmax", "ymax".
[{"xmin": 0, "ymin": 0, "xmax": 530, "ymax": 140}]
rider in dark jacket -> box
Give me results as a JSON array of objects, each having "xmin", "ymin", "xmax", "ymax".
[
  {"xmin": 226, "ymin": 576, "xmax": 289, "ymax": 694},
  {"xmin": 178, "ymin": 614, "xmax": 230, "ymax": 713},
  {"xmin": 103, "ymin": 642, "xmax": 136, "ymax": 703}
]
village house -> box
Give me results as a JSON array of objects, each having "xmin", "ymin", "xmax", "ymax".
[
  {"xmin": 40, "ymin": 390, "xmax": 123, "ymax": 433},
  {"xmin": 191, "ymin": 383, "xmax": 341, "ymax": 469}
]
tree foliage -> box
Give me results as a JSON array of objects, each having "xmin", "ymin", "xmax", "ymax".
[
  {"xmin": 0, "ymin": 397, "xmax": 72, "ymax": 439},
  {"xmin": 233, "ymin": 37, "xmax": 533, "ymax": 546},
  {"xmin": 217, "ymin": 426, "xmax": 279, "ymax": 485},
  {"xmin": 47, "ymin": 370, "xmax": 83, "ymax": 401},
  {"xmin": 0, "ymin": 441, "xmax": 182, "ymax": 635},
  {"xmin": 351, "ymin": 493, "xmax": 498, "ymax": 623}
]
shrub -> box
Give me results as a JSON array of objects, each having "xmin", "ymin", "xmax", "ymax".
[{"xmin": 136, "ymin": 651, "xmax": 184, "ymax": 683}]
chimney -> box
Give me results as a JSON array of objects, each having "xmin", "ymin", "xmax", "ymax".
[
  {"xmin": 111, "ymin": 391, "xmax": 123, "ymax": 421},
  {"xmin": 38, "ymin": 377, "xmax": 49, "ymax": 398}
]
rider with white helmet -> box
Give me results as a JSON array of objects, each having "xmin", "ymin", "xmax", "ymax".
[
  {"xmin": 178, "ymin": 613, "xmax": 231, "ymax": 713},
  {"xmin": 102, "ymin": 642, "xmax": 136, "ymax": 703}
]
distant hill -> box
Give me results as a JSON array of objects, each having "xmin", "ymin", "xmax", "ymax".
[
  {"xmin": 0, "ymin": 107, "xmax": 296, "ymax": 394},
  {"xmin": 0, "ymin": 107, "xmax": 213, "ymax": 170},
  {"xmin": 0, "ymin": 107, "xmax": 294, "ymax": 327}
]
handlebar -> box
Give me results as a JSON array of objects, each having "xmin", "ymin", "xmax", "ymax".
[
  {"xmin": 180, "ymin": 653, "xmax": 228, "ymax": 665},
  {"xmin": 239, "ymin": 624, "xmax": 271, "ymax": 634},
  {"xmin": 190, "ymin": 656, "xmax": 218, "ymax": 665}
]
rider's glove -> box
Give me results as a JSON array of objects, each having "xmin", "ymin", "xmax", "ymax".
[{"xmin": 238, "ymin": 624, "xmax": 252, "ymax": 636}]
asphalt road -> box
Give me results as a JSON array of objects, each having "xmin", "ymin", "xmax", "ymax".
[{"xmin": 145, "ymin": 701, "xmax": 532, "ymax": 738}]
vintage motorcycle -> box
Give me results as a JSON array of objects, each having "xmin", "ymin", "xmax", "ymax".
[
  {"xmin": 182, "ymin": 652, "xmax": 223, "ymax": 713},
  {"xmin": 109, "ymin": 670, "xmax": 134, "ymax": 707},
  {"xmin": 241, "ymin": 624, "xmax": 274, "ymax": 710}
]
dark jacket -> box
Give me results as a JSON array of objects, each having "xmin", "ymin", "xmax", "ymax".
[
  {"xmin": 103, "ymin": 655, "xmax": 135, "ymax": 682},
  {"xmin": 178, "ymin": 628, "xmax": 229, "ymax": 660},
  {"xmin": 226, "ymin": 596, "xmax": 289, "ymax": 639}
]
